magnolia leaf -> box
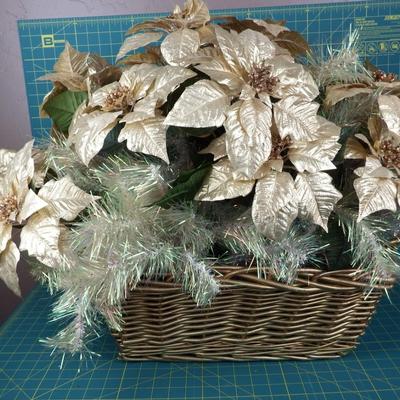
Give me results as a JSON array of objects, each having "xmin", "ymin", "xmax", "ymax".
[
  {"xmin": 127, "ymin": 18, "xmax": 173, "ymax": 35},
  {"xmin": 274, "ymin": 96, "xmax": 319, "ymax": 141},
  {"xmin": 38, "ymin": 175, "xmax": 98, "ymax": 221},
  {"xmin": 252, "ymin": 170, "xmax": 298, "ymax": 239},
  {"xmin": 344, "ymin": 137, "xmax": 368, "ymax": 159},
  {"xmin": 368, "ymin": 116, "xmax": 384, "ymax": 143},
  {"xmin": 195, "ymin": 158, "xmax": 255, "ymax": 201},
  {"xmin": 0, "ymin": 241, "xmax": 21, "ymax": 297},
  {"xmin": 18, "ymin": 189, "xmax": 48, "ymax": 222},
  {"xmin": 40, "ymin": 83, "xmax": 68, "ymax": 118},
  {"xmin": 378, "ymin": 95, "xmax": 400, "ymax": 136},
  {"xmin": 43, "ymin": 91, "xmax": 88, "ymax": 133},
  {"xmin": 149, "ymin": 65, "xmax": 197, "ymax": 106},
  {"xmin": 160, "ymin": 28, "xmax": 200, "ymax": 67},
  {"xmin": 0, "ymin": 223, "xmax": 12, "ymax": 253},
  {"xmin": 275, "ymin": 30, "xmax": 310, "ymax": 56},
  {"xmin": 239, "ymin": 29, "xmax": 276, "ymax": 71},
  {"xmin": 154, "ymin": 163, "xmax": 211, "ymax": 208},
  {"xmin": 354, "ymin": 176, "xmax": 397, "ymax": 221},
  {"xmin": 288, "ymin": 138, "xmax": 340, "ymax": 173},
  {"xmin": 295, "ymin": 172, "xmax": 342, "ymax": 231},
  {"xmin": 0, "ymin": 149, "xmax": 15, "ymax": 176},
  {"xmin": 116, "ymin": 32, "xmax": 163, "ymax": 62},
  {"xmin": 196, "ymin": 57, "xmax": 244, "ymax": 94},
  {"xmin": 165, "ymin": 80, "xmax": 229, "ymax": 128},
  {"xmin": 121, "ymin": 48, "xmax": 162, "ymax": 65},
  {"xmin": 199, "ymin": 134, "xmax": 227, "ymax": 161},
  {"xmin": 270, "ymin": 57, "xmax": 319, "ymax": 101},
  {"xmin": 118, "ymin": 117, "xmax": 169, "ymax": 163},
  {"xmin": 69, "ymin": 110, "xmax": 122, "ymax": 165},
  {"xmin": 324, "ymin": 84, "xmax": 373, "ymax": 108},
  {"xmin": 20, "ymin": 210, "xmax": 62, "ymax": 268},
  {"xmin": 225, "ymin": 99, "xmax": 272, "ymax": 179}
]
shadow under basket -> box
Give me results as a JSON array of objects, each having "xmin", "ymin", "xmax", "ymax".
[{"xmin": 114, "ymin": 267, "xmax": 395, "ymax": 361}]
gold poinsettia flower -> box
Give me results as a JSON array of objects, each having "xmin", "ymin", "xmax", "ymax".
[
  {"xmin": 197, "ymin": 115, "xmax": 342, "ymax": 239},
  {"xmin": 345, "ymin": 94, "xmax": 400, "ymax": 221},
  {"xmin": 0, "ymin": 142, "xmax": 99, "ymax": 296},
  {"xmin": 68, "ymin": 63, "xmax": 196, "ymax": 165},
  {"xmin": 116, "ymin": 0, "xmax": 210, "ymax": 66}
]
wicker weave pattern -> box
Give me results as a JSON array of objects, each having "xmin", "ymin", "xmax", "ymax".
[{"xmin": 116, "ymin": 268, "xmax": 394, "ymax": 361}]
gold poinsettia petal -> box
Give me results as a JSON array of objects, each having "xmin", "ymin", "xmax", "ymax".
[
  {"xmin": 252, "ymin": 170, "xmax": 298, "ymax": 239},
  {"xmin": 368, "ymin": 116, "xmax": 384, "ymax": 143},
  {"xmin": 397, "ymin": 182, "xmax": 400, "ymax": 207},
  {"xmin": 68, "ymin": 101, "xmax": 88, "ymax": 144},
  {"xmin": 119, "ymin": 64, "xmax": 159, "ymax": 98},
  {"xmin": 31, "ymin": 148, "xmax": 48, "ymax": 189},
  {"xmin": 295, "ymin": 171, "xmax": 342, "ymax": 231},
  {"xmin": 116, "ymin": 32, "xmax": 163, "ymax": 62},
  {"xmin": 344, "ymin": 137, "xmax": 368, "ymax": 160},
  {"xmin": 89, "ymin": 82, "xmax": 120, "ymax": 108},
  {"xmin": 378, "ymin": 95, "xmax": 400, "ymax": 136},
  {"xmin": 160, "ymin": 28, "xmax": 200, "ymax": 67},
  {"xmin": 0, "ymin": 149, "xmax": 15, "ymax": 176},
  {"xmin": 0, "ymin": 240, "xmax": 21, "ymax": 297},
  {"xmin": 118, "ymin": 117, "xmax": 169, "ymax": 163},
  {"xmin": 198, "ymin": 134, "xmax": 227, "ymax": 160},
  {"xmin": 316, "ymin": 116, "xmax": 341, "ymax": 138},
  {"xmin": 324, "ymin": 84, "xmax": 373, "ymax": 108},
  {"xmin": 225, "ymin": 98, "xmax": 272, "ymax": 179},
  {"xmin": 195, "ymin": 158, "xmax": 255, "ymax": 201},
  {"xmin": 273, "ymin": 96, "xmax": 319, "ymax": 141},
  {"xmin": 289, "ymin": 139, "xmax": 340, "ymax": 173},
  {"xmin": 252, "ymin": 19, "xmax": 289, "ymax": 37},
  {"xmin": 20, "ymin": 210, "xmax": 62, "ymax": 268},
  {"xmin": 164, "ymin": 80, "xmax": 229, "ymax": 127},
  {"xmin": 69, "ymin": 110, "xmax": 122, "ymax": 166},
  {"xmin": 270, "ymin": 56, "xmax": 319, "ymax": 101},
  {"xmin": 196, "ymin": 57, "xmax": 244, "ymax": 95},
  {"xmin": 38, "ymin": 42, "xmax": 108, "ymax": 91},
  {"xmin": 0, "ymin": 223, "xmax": 12, "ymax": 253},
  {"xmin": 182, "ymin": 0, "xmax": 210, "ymax": 28},
  {"xmin": 148, "ymin": 65, "xmax": 197, "ymax": 106},
  {"xmin": 38, "ymin": 175, "xmax": 99, "ymax": 221},
  {"xmin": 354, "ymin": 176, "xmax": 397, "ymax": 221},
  {"xmin": 238, "ymin": 29, "xmax": 276, "ymax": 72},
  {"xmin": 18, "ymin": 189, "xmax": 48, "ymax": 223}
]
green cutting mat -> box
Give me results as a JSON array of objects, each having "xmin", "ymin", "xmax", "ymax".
[
  {"xmin": 18, "ymin": 0, "xmax": 400, "ymax": 140},
  {"xmin": 1, "ymin": 284, "xmax": 400, "ymax": 400}
]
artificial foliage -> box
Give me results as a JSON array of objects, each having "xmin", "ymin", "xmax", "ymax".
[{"xmin": 1, "ymin": 0, "xmax": 400, "ymax": 359}]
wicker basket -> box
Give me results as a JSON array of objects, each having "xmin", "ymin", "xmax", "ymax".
[{"xmin": 115, "ymin": 267, "xmax": 395, "ymax": 361}]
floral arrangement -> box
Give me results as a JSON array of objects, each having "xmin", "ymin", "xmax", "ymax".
[{"xmin": 1, "ymin": 0, "xmax": 399, "ymax": 358}]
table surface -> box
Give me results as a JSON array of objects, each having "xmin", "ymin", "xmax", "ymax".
[{"xmin": 1, "ymin": 284, "xmax": 400, "ymax": 400}]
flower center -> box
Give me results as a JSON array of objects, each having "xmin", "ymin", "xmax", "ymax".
[
  {"xmin": 0, "ymin": 195, "xmax": 18, "ymax": 223},
  {"xmin": 379, "ymin": 139, "xmax": 400, "ymax": 169},
  {"xmin": 373, "ymin": 70, "xmax": 397, "ymax": 83},
  {"xmin": 104, "ymin": 85, "xmax": 130, "ymax": 111},
  {"xmin": 270, "ymin": 135, "xmax": 292, "ymax": 159},
  {"xmin": 248, "ymin": 63, "xmax": 279, "ymax": 94}
]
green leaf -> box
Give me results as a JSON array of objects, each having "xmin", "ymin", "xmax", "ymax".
[
  {"xmin": 43, "ymin": 91, "xmax": 88, "ymax": 133},
  {"xmin": 153, "ymin": 163, "xmax": 212, "ymax": 208}
]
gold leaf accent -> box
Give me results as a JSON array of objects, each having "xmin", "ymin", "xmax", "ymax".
[
  {"xmin": 20, "ymin": 210, "xmax": 62, "ymax": 268},
  {"xmin": 252, "ymin": 170, "xmax": 298, "ymax": 239},
  {"xmin": 378, "ymin": 95, "xmax": 400, "ymax": 136},
  {"xmin": 69, "ymin": 110, "xmax": 122, "ymax": 166},
  {"xmin": 274, "ymin": 30, "xmax": 310, "ymax": 57},
  {"xmin": 164, "ymin": 80, "xmax": 229, "ymax": 128},
  {"xmin": 225, "ymin": 99, "xmax": 272, "ymax": 179},
  {"xmin": 252, "ymin": 19, "xmax": 289, "ymax": 37},
  {"xmin": 368, "ymin": 116, "xmax": 384, "ymax": 143},
  {"xmin": 38, "ymin": 175, "xmax": 99, "ymax": 221},
  {"xmin": 354, "ymin": 176, "xmax": 397, "ymax": 221},
  {"xmin": 0, "ymin": 223, "xmax": 12, "ymax": 253},
  {"xmin": 182, "ymin": 0, "xmax": 210, "ymax": 28},
  {"xmin": 160, "ymin": 28, "xmax": 200, "ymax": 67},
  {"xmin": 324, "ymin": 84, "xmax": 373, "ymax": 108},
  {"xmin": 270, "ymin": 56, "xmax": 319, "ymax": 101},
  {"xmin": 344, "ymin": 137, "xmax": 368, "ymax": 160},
  {"xmin": 0, "ymin": 241, "xmax": 21, "ymax": 297},
  {"xmin": 116, "ymin": 32, "xmax": 163, "ymax": 62},
  {"xmin": 199, "ymin": 134, "xmax": 227, "ymax": 161},
  {"xmin": 273, "ymin": 96, "xmax": 319, "ymax": 141},
  {"xmin": 195, "ymin": 158, "xmax": 255, "ymax": 201},
  {"xmin": 118, "ymin": 117, "xmax": 169, "ymax": 163},
  {"xmin": 295, "ymin": 172, "xmax": 342, "ymax": 231}
]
